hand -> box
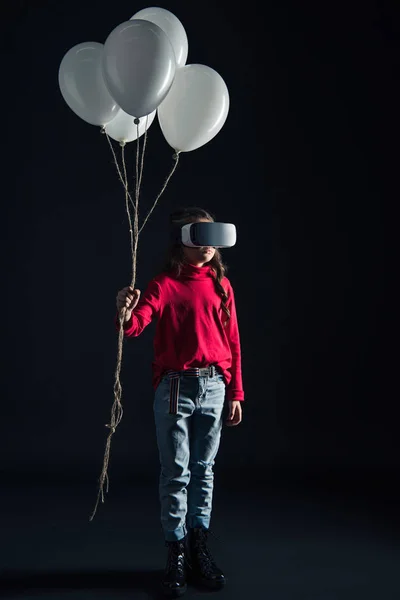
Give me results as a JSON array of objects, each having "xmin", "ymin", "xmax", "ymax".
[
  {"xmin": 116, "ymin": 286, "xmax": 141, "ymax": 321},
  {"xmin": 226, "ymin": 401, "xmax": 242, "ymax": 426}
]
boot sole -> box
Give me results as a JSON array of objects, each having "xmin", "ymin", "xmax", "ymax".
[
  {"xmin": 187, "ymin": 571, "xmax": 226, "ymax": 590},
  {"xmin": 161, "ymin": 583, "xmax": 187, "ymax": 597}
]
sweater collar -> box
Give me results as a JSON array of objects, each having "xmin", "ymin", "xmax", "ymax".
[{"xmin": 180, "ymin": 262, "xmax": 214, "ymax": 280}]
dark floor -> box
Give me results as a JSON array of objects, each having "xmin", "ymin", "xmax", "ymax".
[{"xmin": 1, "ymin": 471, "xmax": 400, "ymax": 599}]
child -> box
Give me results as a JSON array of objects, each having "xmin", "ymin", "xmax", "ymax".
[{"xmin": 116, "ymin": 207, "xmax": 244, "ymax": 597}]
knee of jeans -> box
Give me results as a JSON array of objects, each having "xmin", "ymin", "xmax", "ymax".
[
  {"xmin": 161, "ymin": 465, "xmax": 190, "ymax": 482},
  {"xmin": 189, "ymin": 459, "xmax": 214, "ymax": 473}
]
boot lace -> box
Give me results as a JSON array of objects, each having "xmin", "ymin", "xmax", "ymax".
[
  {"xmin": 165, "ymin": 540, "xmax": 186, "ymax": 575},
  {"xmin": 193, "ymin": 529, "xmax": 219, "ymax": 576}
]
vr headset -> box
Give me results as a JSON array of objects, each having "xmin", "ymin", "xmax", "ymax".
[{"xmin": 172, "ymin": 222, "xmax": 237, "ymax": 248}]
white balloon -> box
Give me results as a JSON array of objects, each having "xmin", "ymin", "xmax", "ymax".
[
  {"xmin": 131, "ymin": 7, "xmax": 188, "ymax": 68},
  {"xmin": 103, "ymin": 20, "xmax": 176, "ymax": 118},
  {"xmin": 105, "ymin": 109, "xmax": 156, "ymax": 143},
  {"xmin": 157, "ymin": 64, "xmax": 230, "ymax": 152},
  {"xmin": 58, "ymin": 42, "xmax": 119, "ymax": 126}
]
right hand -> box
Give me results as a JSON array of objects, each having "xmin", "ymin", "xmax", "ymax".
[{"xmin": 116, "ymin": 286, "xmax": 141, "ymax": 321}]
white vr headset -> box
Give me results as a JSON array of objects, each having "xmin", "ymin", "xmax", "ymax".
[{"xmin": 178, "ymin": 222, "xmax": 237, "ymax": 248}]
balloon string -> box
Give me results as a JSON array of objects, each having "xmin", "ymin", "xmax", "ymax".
[
  {"xmin": 90, "ymin": 124, "xmax": 147, "ymax": 522},
  {"xmin": 138, "ymin": 116, "xmax": 149, "ymax": 191},
  {"xmin": 122, "ymin": 144, "xmax": 135, "ymax": 274},
  {"xmin": 139, "ymin": 152, "xmax": 180, "ymax": 234},
  {"xmin": 89, "ymin": 139, "xmax": 131, "ymax": 522},
  {"xmin": 91, "ymin": 123, "xmax": 176, "ymax": 521},
  {"xmin": 134, "ymin": 122, "xmax": 140, "ymax": 257},
  {"xmin": 103, "ymin": 129, "xmax": 135, "ymax": 212}
]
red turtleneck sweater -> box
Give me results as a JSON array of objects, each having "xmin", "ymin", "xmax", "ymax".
[{"xmin": 120, "ymin": 263, "xmax": 244, "ymax": 402}]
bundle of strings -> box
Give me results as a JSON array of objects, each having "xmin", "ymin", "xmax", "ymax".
[{"xmin": 89, "ymin": 118, "xmax": 180, "ymax": 521}]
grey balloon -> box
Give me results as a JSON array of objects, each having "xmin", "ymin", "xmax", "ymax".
[
  {"xmin": 103, "ymin": 20, "xmax": 176, "ymax": 118},
  {"xmin": 58, "ymin": 42, "xmax": 119, "ymax": 126}
]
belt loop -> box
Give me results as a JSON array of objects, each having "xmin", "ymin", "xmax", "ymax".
[{"xmin": 169, "ymin": 374, "xmax": 180, "ymax": 414}]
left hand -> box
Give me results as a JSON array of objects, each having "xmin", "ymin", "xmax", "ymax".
[{"xmin": 226, "ymin": 401, "xmax": 242, "ymax": 426}]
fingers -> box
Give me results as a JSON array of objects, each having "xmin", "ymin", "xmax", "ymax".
[
  {"xmin": 122, "ymin": 292, "xmax": 133, "ymax": 307},
  {"xmin": 130, "ymin": 289, "xmax": 141, "ymax": 309},
  {"xmin": 226, "ymin": 403, "xmax": 242, "ymax": 426},
  {"xmin": 116, "ymin": 287, "xmax": 140, "ymax": 310},
  {"xmin": 116, "ymin": 291, "xmax": 132, "ymax": 310},
  {"xmin": 227, "ymin": 416, "xmax": 242, "ymax": 426}
]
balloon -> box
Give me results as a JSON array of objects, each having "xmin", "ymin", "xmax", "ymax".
[
  {"xmin": 103, "ymin": 20, "xmax": 176, "ymax": 118},
  {"xmin": 130, "ymin": 7, "xmax": 188, "ymax": 68},
  {"xmin": 58, "ymin": 42, "xmax": 119, "ymax": 126},
  {"xmin": 105, "ymin": 108, "xmax": 156, "ymax": 143},
  {"xmin": 157, "ymin": 64, "xmax": 230, "ymax": 153}
]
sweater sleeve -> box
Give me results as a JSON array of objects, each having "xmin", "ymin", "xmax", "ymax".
[
  {"xmin": 116, "ymin": 279, "xmax": 162, "ymax": 337},
  {"xmin": 224, "ymin": 282, "xmax": 245, "ymax": 402}
]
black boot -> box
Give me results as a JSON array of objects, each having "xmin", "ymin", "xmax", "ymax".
[
  {"xmin": 161, "ymin": 536, "xmax": 188, "ymax": 597},
  {"xmin": 187, "ymin": 527, "xmax": 226, "ymax": 590}
]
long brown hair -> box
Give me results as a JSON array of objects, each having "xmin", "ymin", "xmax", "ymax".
[{"xmin": 161, "ymin": 206, "xmax": 231, "ymax": 326}]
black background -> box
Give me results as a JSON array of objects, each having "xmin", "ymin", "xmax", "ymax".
[{"xmin": 1, "ymin": 0, "xmax": 399, "ymax": 597}]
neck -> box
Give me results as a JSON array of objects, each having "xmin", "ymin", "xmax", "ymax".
[
  {"xmin": 183, "ymin": 257, "xmax": 211, "ymax": 268},
  {"xmin": 189, "ymin": 262, "xmax": 208, "ymax": 268},
  {"xmin": 178, "ymin": 261, "xmax": 214, "ymax": 280}
]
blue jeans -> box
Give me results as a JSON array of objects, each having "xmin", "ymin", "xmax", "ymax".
[{"xmin": 153, "ymin": 371, "xmax": 226, "ymax": 542}]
